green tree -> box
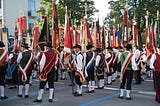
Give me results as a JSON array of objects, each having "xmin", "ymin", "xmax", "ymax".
[
  {"xmin": 105, "ymin": 0, "xmax": 160, "ymax": 47},
  {"xmin": 36, "ymin": 0, "xmax": 97, "ymax": 28}
]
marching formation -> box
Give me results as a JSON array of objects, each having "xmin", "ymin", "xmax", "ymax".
[{"xmin": 0, "ymin": 40, "xmax": 160, "ymax": 104}]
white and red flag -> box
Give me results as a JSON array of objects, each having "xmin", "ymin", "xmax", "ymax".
[{"xmin": 63, "ymin": 8, "xmax": 73, "ymax": 62}]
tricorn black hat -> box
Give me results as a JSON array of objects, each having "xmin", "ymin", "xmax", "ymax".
[
  {"xmin": 0, "ymin": 41, "xmax": 5, "ymax": 47},
  {"xmin": 125, "ymin": 44, "xmax": 132, "ymax": 50},
  {"xmin": 106, "ymin": 46, "xmax": 113, "ymax": 51},
  {"xmin": 43, "ymin": 42, "xmax": 52, "ymax": 48},
  {"xmin": 21, "ymin": 43, "xmax": 30, "ymax": 49},
  {"xmin": 73, "ymin": 44, "xmax": 81, "ymax": 49},
  {"xmin": 96, "ymin": 48, "xmax": 101, "ymax": 52},
  {"xmin": 86, "ymin": 44, "xmax": 94, "ymax": 50}
]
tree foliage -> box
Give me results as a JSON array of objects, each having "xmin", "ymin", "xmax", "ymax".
[
  {"xmin": 104, "ymin": 0, "xmax": 160, "ymax": 46},
  {"xmin": 36, "ymin": 0, "xmax": 97, "ymax": 28}
]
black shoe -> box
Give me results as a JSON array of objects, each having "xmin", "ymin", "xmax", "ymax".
[
  {"xmin": 85, "ymin": 90, "xmax": 92, "ymax": 93},
  {"xmin": 118, "ymin": 96, "xmax": 124, "ymax": 99},
  {"xmin": 0, "ymin": 96, "xmax": 8, "ymax": 99},
  {"xmin": 91, "ymin": 90, "xmax": 95, "ymax": 93},
  {"xmin": 8, "ymin": 87, "xmax": 14, "ymax": 89},
  {"xmin": 133, "ymin": 83, "xmax": 141, "ymax": 85},
  {"xmin": 96, "ymin": 87, "xmax": 104, "ymax": 89},
  {"xmin": 46, "ymin": 88, "xmax": 49, "ymax": 91},
  {"xmin": 72, "ymin": 91, "xmax": 78, "ymax": 95},
  {"xmin": 112, "ymin": 79, "xmax": 116, "ymax": 82},
  {"xmin": 74, "ymin": 93, "xmax": 82, "ymax": 96},
  {"xmin": 32, "ymin": 77, "xmax": 36, "ymax": 79},
  {"xmin": 106, "ymin": 83, "xmax": 112, "ymax": 85},
  {"xmin": 24, "ymin": 95, "xmax": 29, "ymax": 98},
  {"xmin": 33, "ymin": 99, "xmax": 42, "ymax": 103},
  {"xmin": 17, "ymin": 95, "xmax": 23, "ymax": 97},
  {"xmin": 126, "ymin": 97, "xmax": 132, "ymax": 100},
  {"xmin": 48, "ymin": 99, "xmax": 53, "ymax": 102}
]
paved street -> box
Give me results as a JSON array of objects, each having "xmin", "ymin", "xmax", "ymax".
[{"xmin": 0, "ymin": 75, "xmax": 159, "ymax": 106}]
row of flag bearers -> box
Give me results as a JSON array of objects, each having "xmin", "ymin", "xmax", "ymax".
[{"xmin": 0, "ymin": 40, "xmax": 160, "ymax": 103}]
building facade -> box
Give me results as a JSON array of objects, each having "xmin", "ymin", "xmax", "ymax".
[{"xmin": 0, "ymin": 0, "xmax": 40, "ymax": 36}]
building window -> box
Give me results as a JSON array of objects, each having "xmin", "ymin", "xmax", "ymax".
[{"xmin": 0, "ymin": 0, "xmax": 1, "ymax": 8}]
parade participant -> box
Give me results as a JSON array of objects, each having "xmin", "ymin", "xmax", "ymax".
[
  {"xmin": 112, "ymin": 48, "xmax": 119, "ymax": 82},
  {"xmin": 117, "ymin": 46, "xmax": 124, "ymax": 77},
  {"xmin": 59, "ymin": 45, "xmax": 66, "ymax": 80},
  {"xmin": 84, "ymin": 44, "xmax": 95, "ymax": 93},
  {"xmin": 140, "ymin": 51, "xmax": 147, "ymax": 81},
  {"xmin": 133, "ymin": 46, "xmax": 142, "ymax": 84},
  {"xmin": 7, "ymin": 49, "xmax": 19, "ymax": 89},
  {"xmin": 118, "ymin": 44, "xmax": 137, "ymax": 100},
  {"xmin": 17, "ymin": 43, "xmax": 33, "ymax": 98},
  {"xmin": 34, "ymin": 42, "xmax": 56, "ymax": 102},
  {"xmin": 105, "ymin": 46, "xmax": 114, "ymax": 85},
  {"xmin": 32, "ymin": 46, "xmax": 40, "ymax": 79},
  {"xmin": 67, "ymin": 50, "xmax": 76, "ymax": 86},
  {"xmin": 95, "ymin": 47, "xmax": 105, "ymax": 89},
  {"xmin": 150, "ymin": 45, "xmax": 160, "ymax": 103},
  {"xmin": 146, "ymin": 54, "xmax": 152, "ymax": 78},
  {"xmin": 0, "ymin": 41, "xmax": 8, "ymax": 99},
  {"xmin": 73, "ymin": 44, "xmax": 84, "ymax": 96}
]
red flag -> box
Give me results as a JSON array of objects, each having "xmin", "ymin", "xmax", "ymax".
[
  {"xmin": 52, "ymin": 1, "xmax": 59, "ymax": 49},
  {"xmin": 101, "ymin": 25, "xmax": 106, "ymax": 50},
  {"xmin": 133, "ymin": 21, "xmax": 138, "ymax": 46},
  {"xmin": 151, "ymin": 27, "xmax": 156, "ymax": 51},
  {"xmin": 145, "ymin": 13, "xmax": 154, "ymax": 57},
  {"xmin": 112, "ymin": 23, "xmax": 116, "ymax": 48},
  {"xmin": 13, "ymin": 22, "xmax": 18, "ymax": 51},
  {"xmin": 106, "ymin": 28, "xmax": 111, "ymax": 47},
  {"xmin": 123, "ymin": 3, "xmax": 130, "ymax": 46},
  {"xmin": 32, "ymin": 24, "xmax": 40, "ymax": 50},
  {"xmin": 81, "ymin": 18, "xmax": 93, "ymax": 52},
  {"xmin": 22, "ymin": 16, "xmax": 27, "ymax": 37},
  {"xmin": 63, "ymin": 10, "xmax": 73, "ymax": 61},
  {"xmin": 72, "ymin": 26, "xmax": 78, "ymax": 46}
]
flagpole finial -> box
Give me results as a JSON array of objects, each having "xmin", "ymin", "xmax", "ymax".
[
  {"xmin": 84, "ymin": 2, "xmax": 88, "ymax": 18},
  {"xmin": 65, "ymin": 6, "xmax": 68, "ymax": 13},
  {"xmin": 3, "ymin": 19, "xmax": 6, "ymax": 27},
  {"xmin": 146, "ymin": 10, "xmax": 149, "ymax": 16},
  {"xmin": 157, "ymin": 10, "xmax": 159, "ymax": 20}
]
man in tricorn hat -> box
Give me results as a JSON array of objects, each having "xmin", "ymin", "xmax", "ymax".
[
  {"xmin": 105, "ymin": 46, "xmax": 114, "ymax": 85},
  {"xmin": 34, "ymin": 42, "xmax": 57, "ymax": 102},
  {"xmin": 95, "ymin": 47, "xmax": 105, "ymax": 89},
  {"xmin": 118, "ymin": 44, "xmax": 137, "ymax": 100},
  {"xmin": 59, "ymin": 45, "xmax": 66, "ymax": 80},
  {"xmin": 73, "ymin": 44, "xmax": 84, "ymax": 96},
  {"xmin": 84, "ymin": 44, "xmax": 95, "ymax": 93},
  {"xmin": 0, "ymin": 41, "xmax": 8, "ymax": 99},
  {"xmin": 17, "ymin": 43, "xmax": 33, "ymax": 98},
  {"xmin": 150, "ymin": 44, "xmax": 160, "ymax": 103}
]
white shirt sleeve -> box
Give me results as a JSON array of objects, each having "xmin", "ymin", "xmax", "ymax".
[
  {"xmin": 40, "ymin": 53, "xmax": 46, "ymax": 72},
  {"xmin": 17, "ymin": 52, "xmax": 22, "ymax": 63},
  {"xmin": 150, "ymin": 54, "xmax": 156, "ymax": 69},
  {"xmin": 134, "ymin": 49, "xmax": 140, "ymax": 61},
  {"xmin": 77, "ymin": 54, "xmax": 83, "ymax": 72},
  {"xmin": 131, "ymin": 55, "xmax": 138, "ymax": 70},
  {"xmin": 59, "ymin": 51, "xmax": 63, "ymax": 63},
  {"xmin": 95, "ymin": 55, "xmax": 101, "ymax": 67},
  {"xmin": 105, "ymin": 52, "xmax": 111, "ymax": 59},
  {"xmin": 8, "ymin": 53, "xmax": 13, "ymax": 60}
]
